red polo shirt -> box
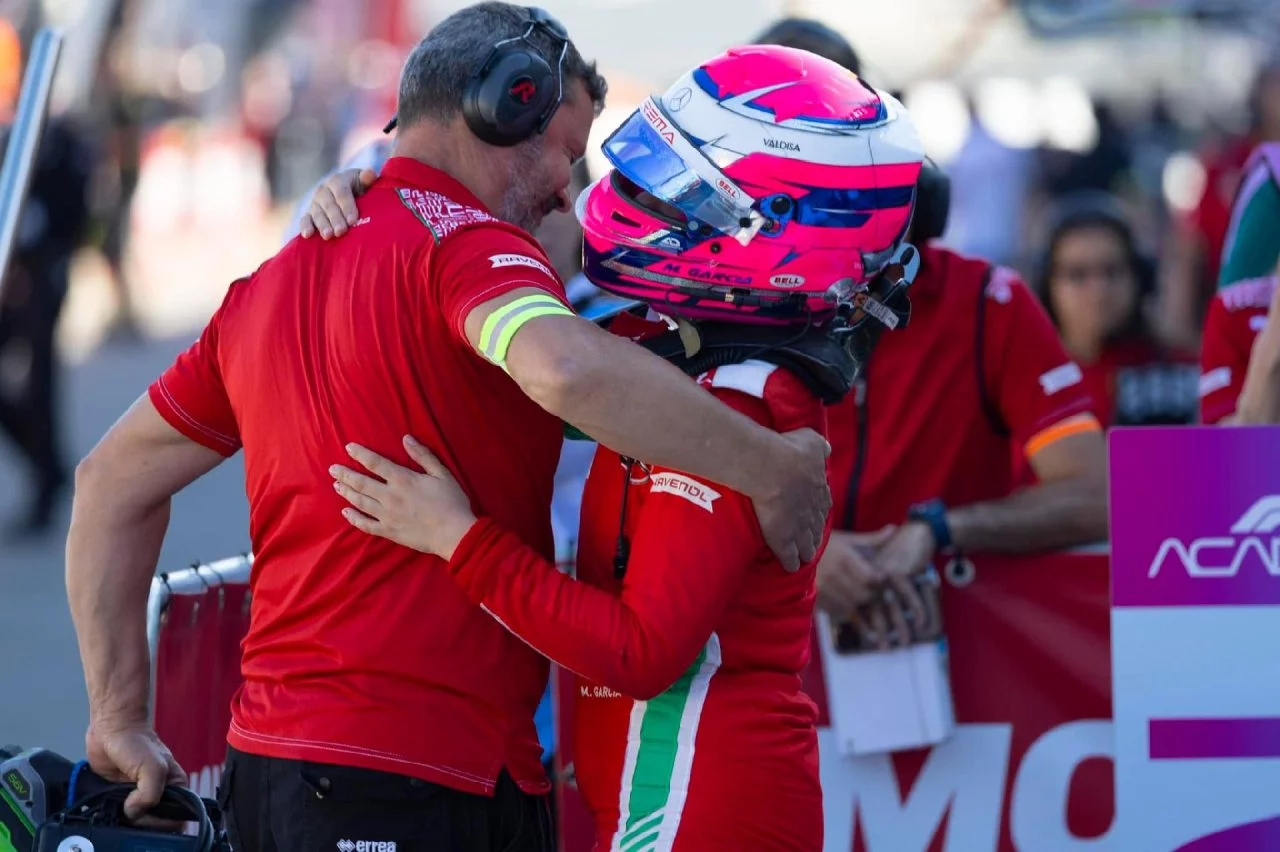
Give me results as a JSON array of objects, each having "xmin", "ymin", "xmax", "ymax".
[
  {"xmin": 1200, "ymin": 275, "xmax": 1277, "ymax": 424},
  {"xmin": 829, "ymin": 244, "xmax": 1099, "ymax": 531},
  {"xmin": 148, "ymin": 157, "xmax": 568, "ymax": 794}
]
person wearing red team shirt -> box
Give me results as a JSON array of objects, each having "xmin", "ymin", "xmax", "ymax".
[
  {"xmin": 1199, "ymin": 142, "xmax": 1280, "ymax": 427},
  {"xmin": 64, "ymin": 6, "xmax": 833, "ymax": 851},
  {"xmin": 816, "ymin": 211, "xmax": 1109, "ymax": 645},
  {"xmin": 1201, "ymin": 273, "xmax": 1280, "ymax": 424},
  {"xmin": 1038, "ymin": 193, "xmax": 1198, "ymax": 428},
  {"xmin": 1161, "ymin": 60, "xmax": 1280, "ymax": 347},
  {"xmin": 329, "ymin": 45, "xmax": 927, "ymax": 852}
]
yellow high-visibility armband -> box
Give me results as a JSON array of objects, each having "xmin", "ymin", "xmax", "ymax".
[{"xmin": 478, "ymin": 293, "xmax": 574, "ymax": 372}]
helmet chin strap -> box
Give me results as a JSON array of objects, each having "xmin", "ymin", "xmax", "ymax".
[{"xmin": 831, "ymin": 241, "xmax": 920, "ymax": 336}]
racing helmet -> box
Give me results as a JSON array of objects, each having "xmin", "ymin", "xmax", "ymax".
[{"xmin": 576, "ymin": 44, "xmax": 925, "ymax": 325}]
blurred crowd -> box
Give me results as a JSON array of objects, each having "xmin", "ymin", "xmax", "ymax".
[{"xmin": 1, "ymin": 0, "xmax": 1278, "ymax": 541}]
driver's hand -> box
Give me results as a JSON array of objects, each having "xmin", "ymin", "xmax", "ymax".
[{"xmin": 300, "ymin": 168, "xmax": 378, "ymax": 239}]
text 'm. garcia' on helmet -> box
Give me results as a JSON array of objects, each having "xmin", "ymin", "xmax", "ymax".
[{"xmin": 576, "ymin": 44, "xmax": 925, "ymax": 325}]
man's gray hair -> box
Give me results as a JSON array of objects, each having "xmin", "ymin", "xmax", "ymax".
[{"xmin": 397, "ymin": 2, "xmax": 607, "ymax": 129}]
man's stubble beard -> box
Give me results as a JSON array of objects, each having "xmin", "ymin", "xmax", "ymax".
[{"xmin": 497, "ymin": 139, "xmax": 549, "ymax": 233}]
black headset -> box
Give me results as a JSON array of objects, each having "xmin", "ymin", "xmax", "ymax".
[
  {"xmin": 384, "ymin": 7, "xmax": 570, "ymax": 147},
  {"xmin": 912, "ymin": 157, "xmax": 952, "ymax": 244}
]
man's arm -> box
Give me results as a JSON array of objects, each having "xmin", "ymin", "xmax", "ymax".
[
  {"xmin": 67, "ymin": 396, "xmax": 228, "ymax": 728},
  {"xmin": 945, "ymin": 425, "xmax": 1108, "ymax": 553},
  {"xmin": 466, "ymin": 290, "xmax": 830, "ymax": 568}
]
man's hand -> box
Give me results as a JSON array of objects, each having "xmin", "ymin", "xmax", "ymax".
[
  {"xmin": 299, "ymin": 168, "xmax": 377, "ymax": 239},
  {"xmin": 85, "ymin": 721, "xmax": 187, "ymax": 820},
  {"xmin": 815, "ymin": 527, "xmax": 893, "ymax": 617},
  {"xmin": 751, "ymin": 428, "xmax": 832, "ymax": 571},
  {"xmin": 868, "ymin": 521, "xmax": 934, "ymax": 636}
]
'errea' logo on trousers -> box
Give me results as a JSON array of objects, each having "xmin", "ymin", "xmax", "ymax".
[
  {"xmin": 1149, "ymin": 496, "xmax": 1280, "ymax": 578},
  {"xmin": 337, "ymin": 841, "xmax": 397, "ymax": 852}
]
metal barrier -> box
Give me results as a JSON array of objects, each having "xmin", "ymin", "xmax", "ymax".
[{"xmin": 146, "ymin": 554, "xmax": 252, "ymax": 801}]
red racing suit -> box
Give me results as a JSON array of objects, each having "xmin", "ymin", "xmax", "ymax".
[{"xmin": 446, "ymin": 331, "xmax": 828, "ymax": 851}]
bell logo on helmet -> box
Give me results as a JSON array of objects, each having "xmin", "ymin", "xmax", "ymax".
[
  {"xmin": 714, "ymin": 177, "xmax": 742, "ymax": 204},
  {"xmin": 770, "ymin": 274, "xmax": 805, "ymax": 288}
]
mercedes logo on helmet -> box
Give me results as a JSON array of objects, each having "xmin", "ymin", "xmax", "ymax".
[{"xmin": 668, "ymin": 87, "xmax": 693, "ymax": 112}]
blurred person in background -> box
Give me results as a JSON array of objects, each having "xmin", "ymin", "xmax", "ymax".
[
  {"xmin": 741, "ymin": 17, "xmax": 1108, "ymax": 641},
  {"xmin": 87, "ymin": 11, "xmax": 144, "ymax": 342},
  {"xmin": 0, "ymin": 19, "xmax": 17, "ymax": 115},
  {"xmin": 817, "ymin": 192, "xmax": 1109, "ymax": 643},
  {"xmin": 939, "ymin": 97, "xmax": 1038, "ymax": 270},
  {"xmin": 1162, "ymin": 59, "xmax": 1280, "ymax": 346},
  {"xmin": 1199, "ymin": 144, "xmax": 1280, "ymax": 425},
  {"xmin": 67, "ymin": 4, "xmax": 832, "ymax": 849},
  {"xmin": 0, "ymin": 44, "xmax": 94, "ymax": 538},
  {"xmin": 1217, "ymin": 141, "xmax": 1280, "ymax": 289},
  {"xmin": 1200, "ymin": 273, "xmax": 1280, "ymax": 424},
  {"xmin": 752, "ymin": 16, "xmax": 861, "ymax": 74},
  {"xmin": 1040, "ymin": 102, "xmax": 1134, "ymax": 201},
  {"xmin": 1037, "ymin": 193, "xmax": 1198, "ymax": 427}
]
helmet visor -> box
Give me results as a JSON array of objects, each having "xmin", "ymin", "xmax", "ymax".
[{"xmin": 601, "ymin": 97, "xmax": 758, "ymax": 237}]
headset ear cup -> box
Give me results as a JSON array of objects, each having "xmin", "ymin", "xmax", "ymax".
[
  {"xmin": 463, "ymin": 46, "xmax": 556, "ymax": 147},
  {"xmin": 912, "ymin": 161, "xmax": 951, "ymax": 243}
]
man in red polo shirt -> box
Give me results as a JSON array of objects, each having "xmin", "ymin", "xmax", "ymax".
[
  {"xmin": 64, "ymin": 5, "xmax": 831, "ymax": 850},
  {"xmin": 817, "ymin": 243, "xmax": 1109, "ymax": 643}
]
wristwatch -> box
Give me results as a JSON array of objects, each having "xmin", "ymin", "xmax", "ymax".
[{"xmin": 908, "ymin": 498, "xmax": 953, "ymax": 551}]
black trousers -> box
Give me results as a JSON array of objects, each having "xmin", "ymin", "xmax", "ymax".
[{"xmin": 219, "ymin": 748, "xmax": 554, "ymax": 852}]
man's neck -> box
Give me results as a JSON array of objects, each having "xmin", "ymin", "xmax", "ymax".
[{"xmin": 394, "ymin": 121, "xmax": 502, "ymax": 211}]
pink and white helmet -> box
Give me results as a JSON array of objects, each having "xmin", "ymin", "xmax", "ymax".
[{"xmin": 576, "ymin": 44, "xmax": 925, "ymax": 324}]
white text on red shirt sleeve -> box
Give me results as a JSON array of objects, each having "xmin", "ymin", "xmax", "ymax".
[
  {"xmin": 430, "ymin": 223, "xmax": 569, "ymax": 343},
  {"xmin": 984, "ymin": 267, "xmax": 1099, "ymax": 451}
]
